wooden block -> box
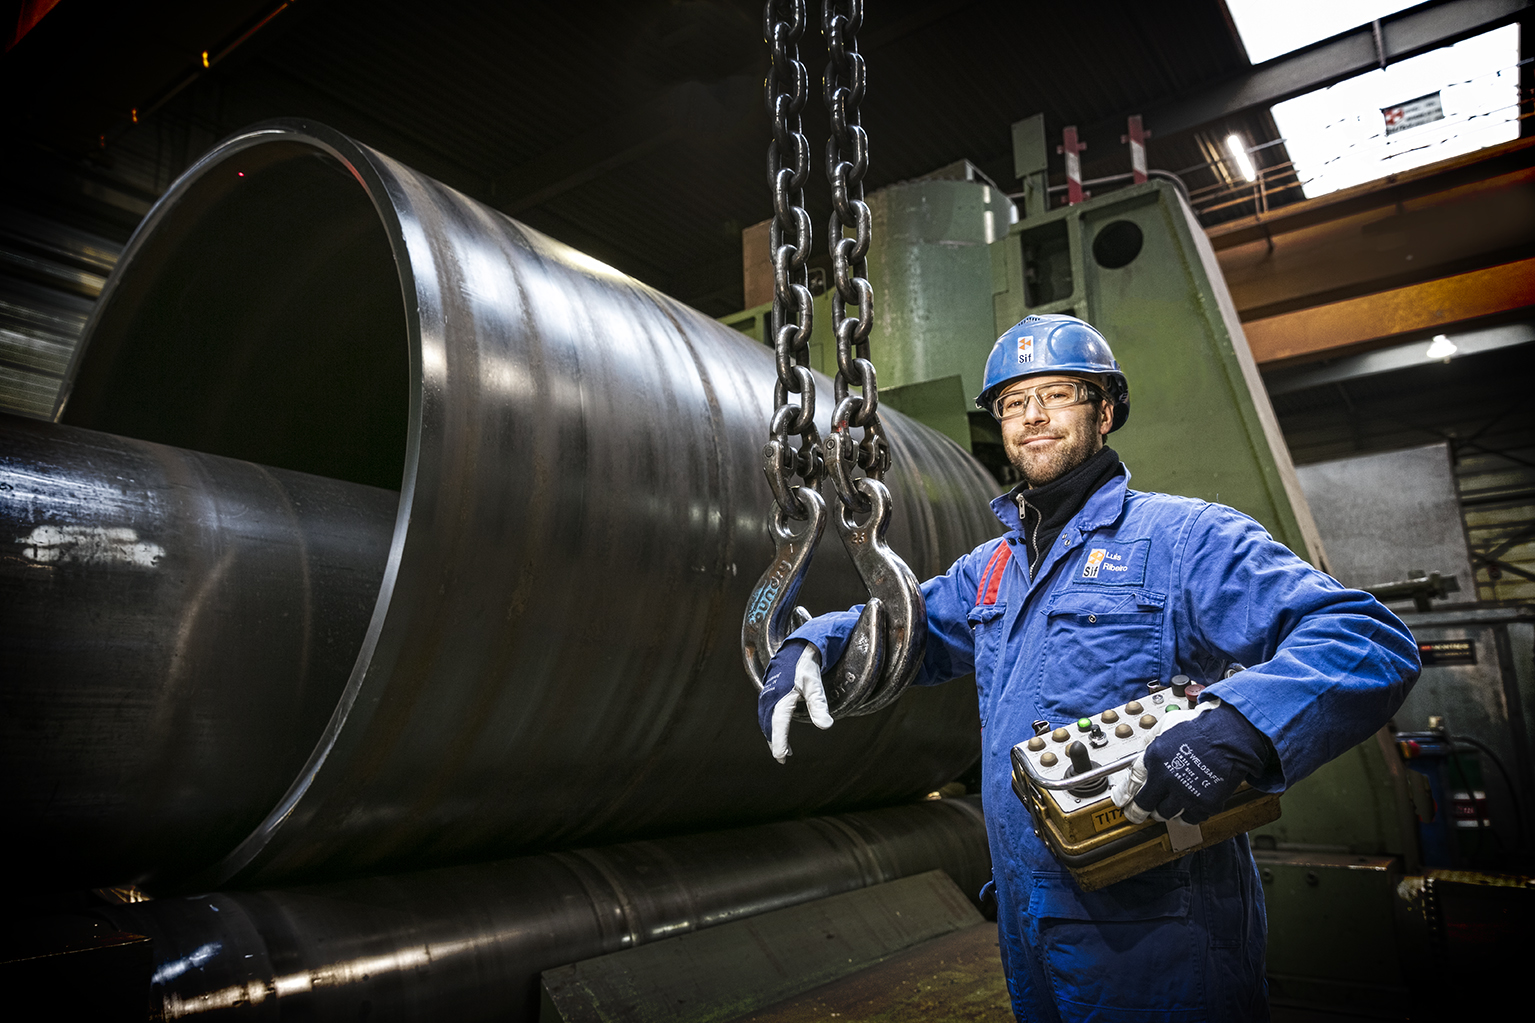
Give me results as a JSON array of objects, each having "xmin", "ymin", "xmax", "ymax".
[
  {"xmin": 743, "ymin": 219, "xmax": 774, "ymax": 310},
  {"xmin": 737, "ymin": 922, "xmax": 1011, "ymax": 1023}
]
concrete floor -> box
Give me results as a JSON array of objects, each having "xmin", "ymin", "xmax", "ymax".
[
  {"xmin": 738, "ymin": 924, "xmax": 1410, "ymax": 1023},
  {"xmin": 1270, "ymin": 1009, "xmax": 1406, "ymax": 1023}
]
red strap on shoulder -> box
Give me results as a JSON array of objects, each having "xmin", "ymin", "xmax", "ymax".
[{"xmin": 974, "ymin": 542, "xmax": 1013, "ymax": 606}]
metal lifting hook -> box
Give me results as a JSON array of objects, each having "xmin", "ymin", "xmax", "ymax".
[
  {"xmin": 742, "ymin": 444, "xmax": 925, "ymax": 720},
  {"xmin": 742, "ymin": 438, "xmax": 884, "ymax": 720},
  {"xmin": 822, "ymin": 471, "xmax": 926, "ymax": 716},
  {"xmin": 742, "ymin": 477, "xmax": 825, "ymax": 694}
]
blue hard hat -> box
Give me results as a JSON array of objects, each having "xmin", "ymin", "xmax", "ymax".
[{"xmin": 975, "ymin": 314, "xmax": 1130, "ymax": 432}]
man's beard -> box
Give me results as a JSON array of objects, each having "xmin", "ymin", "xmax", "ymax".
[{"xmin": 1005, "ymin": 425, "xmax": 1104, "ymax": 488}]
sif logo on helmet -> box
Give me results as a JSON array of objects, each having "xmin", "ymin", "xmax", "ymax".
[{"xmin": 976, "ymin": 314, "xmax": 1131, "ymax": 433}]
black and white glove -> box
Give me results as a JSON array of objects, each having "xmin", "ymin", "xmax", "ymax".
[
  {"xmin": 1110, "ymin": 699, "xmax": 1272, "ymax": 825},
  {"xmin": 758, "ymin": 640, "xmax": 833, "ymax": 763}
]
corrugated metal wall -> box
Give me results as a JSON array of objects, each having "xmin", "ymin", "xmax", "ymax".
[
  {"xmin": 1, "ymin": 140, "xmax": 157, "ymax": 420},
  {"xmin": 1461, "ymin": 441, "xmax": 1535, "ymax": 603},
  {"xmin": 1273, "ymin": 342, "xmax": 1535, "ymax": 604},
  {"xmin": 0, "ymin": 206, "xmax": 119, "ymax": 418}
]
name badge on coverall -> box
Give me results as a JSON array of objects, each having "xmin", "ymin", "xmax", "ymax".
[{"xmin": 1077, "ymin": 539, "xmax": 1150, "ymax": 585}]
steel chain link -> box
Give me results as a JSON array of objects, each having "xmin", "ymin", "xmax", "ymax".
[
  {"xmin": 763, "ymin": 0, "xmax": 821, "ymax": 521},
  {"xmin": 822, "ymin": 0, "xmax": 886, "ymax": 514}
]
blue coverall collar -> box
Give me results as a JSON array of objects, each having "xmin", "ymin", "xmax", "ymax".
[{"xmin": 989, "ymin": 464, "xmax": 1132, "ymax": 536}]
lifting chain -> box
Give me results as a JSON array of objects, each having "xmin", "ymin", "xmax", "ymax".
[
  {"xmin": 743, "ymin": 0, "xmax": 925, "ymax": 720},
  {"xmin": 762, "ymin": 0, "xmax": 821, "ymax": 522},
  {"xmin": 821, "ymin": 0, "xmax": 888, "ymax": 514}
]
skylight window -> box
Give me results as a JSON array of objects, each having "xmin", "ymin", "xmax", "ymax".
[
  {"xmin": 1225, "ymin": 0, "xmax": 1422, "ymax": 65},
  {"xmin": 1269, "ymin": 25, "xmax": 1521, "ymax": 197}
]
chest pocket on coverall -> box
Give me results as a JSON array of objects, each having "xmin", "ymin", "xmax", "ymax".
[{"xmin": 1038, "ymin": 589, "xmax": 1165, "ymax": 717}]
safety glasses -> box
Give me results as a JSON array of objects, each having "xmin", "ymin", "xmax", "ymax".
[{"xmin": 991, "ymin": 381, "xmax": 1104, "ymax": 421}]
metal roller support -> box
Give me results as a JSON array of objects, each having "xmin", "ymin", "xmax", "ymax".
[
  {"xmin": 91, "ymin": 799, "xmax": 990, "ymax": 1022},
  {"xmin": 13, "ymin": 119, "xmax": 1001, "ymax": 891}
]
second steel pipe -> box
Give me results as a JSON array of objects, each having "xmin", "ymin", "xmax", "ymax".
[{"xmin": 92, "ymin": 800, "xmax": 991, "ymax": 1022}]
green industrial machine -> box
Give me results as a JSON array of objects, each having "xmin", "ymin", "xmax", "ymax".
[
  {"xmin": 987, "ymin": 178, "xmax": 1325, "ymax": 565},
  {"xmin": 862, "ymin": 160, "xmax": 1015, "ymax": 452},
  {"xmin": 726, "ymin": 130, "xmax": 1323, "ymax": 566},
  {"xmin": 722, "ymin": 159, "xmax": 1011, "ymax": 454}
]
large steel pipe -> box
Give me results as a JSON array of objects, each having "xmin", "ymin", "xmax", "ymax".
[
  {"xmin": 91, "ymin": 800, "xmax": 990, "ymax": 1022},
  {"xmin": 16, "ymin": 119, "xmax": 1000, "ymax": 890},
  {"xmin": 0, "ymin": 413, "xmax": 396, "ymax": 887}
]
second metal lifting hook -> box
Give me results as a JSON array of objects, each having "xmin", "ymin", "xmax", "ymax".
[{"xmin": 826, "ymin": 473, "xmax": 926, "ymax": 717}]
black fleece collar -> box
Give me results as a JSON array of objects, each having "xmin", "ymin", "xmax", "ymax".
[{"xmin": 1011, "ymin": 445, "xmax": 1124, "ymax": 575}]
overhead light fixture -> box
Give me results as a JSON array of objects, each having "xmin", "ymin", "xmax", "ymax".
[
  {"xmin": 1426, "ymin": 334, "xmax": 1457, "ymax": 360},
  {"xmin": 1225, "ymin": 134, "xmax": 1257, "ymax": 182}
]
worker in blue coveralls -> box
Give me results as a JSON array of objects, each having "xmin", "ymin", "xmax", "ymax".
[{"xmin": 759, "ymin": 313, "xmax": 1420, "ymax": 1022}]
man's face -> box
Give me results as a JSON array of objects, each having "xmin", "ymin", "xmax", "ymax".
[{"xmin": 998, "ymin": 374, "xmax": 1113, "ymax": 487}]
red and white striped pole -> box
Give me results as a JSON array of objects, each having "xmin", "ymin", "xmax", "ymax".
[
  {"xmin": 1123, "ymin": 114, "xmax": 1148, "ymax": 184},
  {"xmin": 1058, "ymin": 126, "xmax": 1086, "ymax": 205}
]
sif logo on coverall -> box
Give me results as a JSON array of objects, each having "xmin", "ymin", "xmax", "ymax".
[{"xmin": 1079, "ymin": 540, "xmax": 1149, "ymax": 583}]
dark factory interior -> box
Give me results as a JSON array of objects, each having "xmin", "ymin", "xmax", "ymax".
[{"xmin": 2, "ymin": 1, "xmax": 1533, "ymax": 1020}]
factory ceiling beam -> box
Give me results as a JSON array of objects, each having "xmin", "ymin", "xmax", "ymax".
[
  {"xmin": 1044, "ymin": 0, "xmax": 1533, "ymax": 172},
  {"xmin": 1262, "ymin": 321, "xmax": 1534, "ymax": 394},
  {"xmin": 1144, "ymin": 0, "xmax": 1532, "ymax": 139},
  {"xmin": 1242, "ymin": 256, "xmax": 1535, "ymax": 365},
  {"xmin": 1207, "ymin": 137, "xmax": 1535, "ymax": 252},
  {"xmin": 1211, "ymin": 137, "xmax": 1535, "ymax": 321},
  {"xmin": 0, "ymin": 0, "xmax": 288, "ymax": 154}
]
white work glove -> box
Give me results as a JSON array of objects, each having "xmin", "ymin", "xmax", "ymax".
[
  {"xmin": 758, "ymin": 640, "xmax": 833, "ymax": 763},
  {"xmin": 1110, "ymin": 698, "xmax": 1224, "ymax": 824}
]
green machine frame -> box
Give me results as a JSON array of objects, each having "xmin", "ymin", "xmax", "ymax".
[{"xmin": 987, "ymin": 178, "xmax": 1325, "ymax": 565}]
